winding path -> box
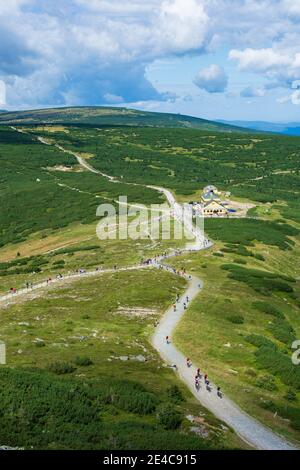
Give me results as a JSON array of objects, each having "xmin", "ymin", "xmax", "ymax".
[{"xmin": 5, "ymin": 128, "xmax": 297, "ymax": 450}]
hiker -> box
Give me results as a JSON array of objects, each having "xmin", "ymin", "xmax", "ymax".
[
  {"xmin": 196, "ymin": 368, "xmax": 201, "ymax": 378},
  {"xmin": 166, "ymin": 336, "xmax": 170, "ymax": 344},
  {"xmin": 173, "ymin": 304, "xmax": 176, "ymax": 312},
  {"xmin": 186, "ymin": 357, "xmax": 191, "ymax": 367},
  {"xmin": 183, "ymin": 302, "xmax": 187, "ymax": 310},
  {"xmin": 217, "ymin": 387, "xmax": 222, "ymax": 398},
  {"xmin": 186, "ymin": 296, "xmax": 189, "ymax": 303},
  {"xmin": 204, "ymin": 374, "xmax": 208, "ymax": 382}
]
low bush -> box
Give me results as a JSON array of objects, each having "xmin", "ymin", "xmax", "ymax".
[
  {"xmin": 226, "ymin": 315, "xmax": 244, "ymax": 324},
  {"xmin": 156, "ymin": 404, "xmax": 183, "ymax": 430},
  {"xmin": 252, "ymin": 301, "xmax": 284, "ymax": 319},
  {"xmin": 255, "ymin": 375, "xmax": 278, "ymax": 391},
  {"xmin": 74, "ymin": 356, "xmax": 93, "ymax": 366},
  {"xmin": 284, "ymin": 390, "xmax": 298, "ymax": 402},
  {"xmin": 268, "ymin": 318, "xmax": 296, "ymax": 345},
  {"xmin": 246, "ymin": 335, "xmax": 300, "ymax": 389},
  {"xmin": 48, "ymin": 362, "xmax": 76, "ymax": 375},
  {"xmin": 166, "ymin": 385, "xmax": 184, "ymax": 404}
]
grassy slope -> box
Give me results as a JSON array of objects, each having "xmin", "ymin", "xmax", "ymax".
[
  {"xmin": 0, "ymin": 268, "xmax": 244, "ymax": 450},
  {"xmin": 169, "ymin": 225, "xmax": 300, "ymax": 445},
  {"xmin": 1, "ymin": 122, "xmax": 300, "ymax": 448},
  {"xmin": 0, "ymin": 106, "xmax": 249, "ymax": 133}
]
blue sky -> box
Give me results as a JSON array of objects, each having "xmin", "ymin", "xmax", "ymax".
[{"xmin": 1, "ymin": 0, "xmax": 300, "ymax": 121}]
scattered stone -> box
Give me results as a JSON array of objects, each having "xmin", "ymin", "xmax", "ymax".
[
  {"xmin": 119, "ymin": 356, "xmax": 129, "ymax": 361},
  {"xmin": 133, "ymin": 355, "xmax": 146, "ymax": 362},
  {"xmin": 224, "ymin": 342, "xmax": 231, "ymax": 348},
  {"xmin": 190, "ymin": 426, "xmax": 210, "ymax": 438}
]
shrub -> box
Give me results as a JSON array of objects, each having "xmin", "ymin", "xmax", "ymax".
[
  {"xmin": 74, "ymin": 356, "xmax": 93, "ymax": 366},
  {"xmin": 268, "ymin": 318, "xmax": 296, "ymax": 345},
  {"xmin": 166, "ymin": 385, "xmax": 184, "ymax": 404},
  {"xmin": 252, "ymin": 301, "xmax": 284, "ymax": 319},
  {"xmin": 261, "ymin": 400, "xmax": 300, "ymax": 431},
  {"xmin": 246, "ymin": 336, "xmax": 300, "ymax": 390},
  {"xmin": 255, "ymin": 375, "xmax": 278, "ymax": 391},
  {"xmin": 222, "ymin": 265, "xmax": 294, "ymax": 295},
  {"xmin": 284, "ymin": 390, "xmax": 298, "ymax": 402},
  {"xmin": 157, "ymin": 404, "xmax": 183, "ymax": 430},
  {"xmin": 233, "ymin": 258, "xmax": 247, "ymax": 265},
  {"xmin": 226, "ymin": 314, "xmax": 244, "ymax": 324},
  {"xmin": 48, "ymin": 362, "xmax": 76, "ymax": 375},
  {"xmin": 254, "ymin": 253, "xmax": 265, "ymax": 261},
  {"xmin": 102, "ymin": 381, "xmax": 158, "ymax": 415}
]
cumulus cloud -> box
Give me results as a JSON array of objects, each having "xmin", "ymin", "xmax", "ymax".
[
  {"xmin": 229, "ymin": 47, "xmax": 300, "ymax": 90},
  {"xmin": 240, "ymin": 86, "xmax": 266, "ymax": 98},
  {"xmin": 194, "ymin": 64, "xmax": 228, "ymax": 93},
  {"xmin": 2, "ymin": 0, "xmax": 300, "ymax": 108},
  {"xmin": 229, "ymin": 48, "xmax": 290, "ymax": 72},
  {"xmin": 278, "ymin": 90, "xmax": 300, "ymax": 105},
  {"xmin": 0, "ymin": 0, "xmax": 210, "ymax": 107}
]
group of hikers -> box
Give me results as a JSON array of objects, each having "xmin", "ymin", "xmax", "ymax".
[
  {"xmin": 8, "ymin": 267, "xmax": 94, "ymax": 297},
  {"xmin": 164, "ymin": 342, "xmax": 222, "ymax": 399}
]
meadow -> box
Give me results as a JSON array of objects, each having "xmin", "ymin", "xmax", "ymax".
[
  {"xmin": 168, "ymin": 222, "xmax": 300, "ymax": 444},
  {"xmin": 1, "ymin": 121, "xmax": 300, "ymax": 448},
  {"xmin": 0, "ymin": 269, "xmax": 243, "ymax": 450}
]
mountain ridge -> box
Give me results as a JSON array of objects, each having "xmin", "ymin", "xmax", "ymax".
[{"xmin": 0, "ymin": 106, "xmax": 252, "ymax": 133}]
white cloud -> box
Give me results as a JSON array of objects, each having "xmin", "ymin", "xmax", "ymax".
[
  {"xmin": 240, "ymin": 86, "xmax": 266, "ymax": 98},
  {"xmin": 156, "ymin": 0, "xmax": 208, "ymax": 54},
  {"xmin": 229, "ymin": 48, "xmax": 290, "ymax": 72},
  {"xmin": 282, "ymin": 0, "xmax": 300, "ymax": 18},
  {"xmin": 277, "ymin": 90, "xmax": 300, "ymax": 105},
  {"xmin": 2, "ymin": 0, "xmax": 300, "ymax": 108},
  {"xmin": 194, "ymin": 64, "xmax": 228, "ymax": 93},
  {"xmin": 0, "ymin": 80, "xmax": 6, "ymax": 106},
  {"xmin": 103, "ymin": 93, "xmax": 124, "ymax": 104}
]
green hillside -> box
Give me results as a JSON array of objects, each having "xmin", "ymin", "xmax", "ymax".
[
  {"xmin": 1, "ymin": 120, "xmax": 300, "ymax": 448},
  {"xmin": 0, "ymin": 106, "xmax": 249, "ymax": 132}
]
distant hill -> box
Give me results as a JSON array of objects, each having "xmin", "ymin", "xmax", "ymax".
[
  {"xmin": 0, "ymin": 106, "xmax": 250, "ymax": 133},
  {"xmin": 219, "ymin": 120, "xmax": 300, "ymax": 136}
]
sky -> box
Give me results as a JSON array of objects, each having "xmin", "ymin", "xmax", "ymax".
[{"xmin": 1, "ymin": 0, "xmax": 300, "ymax": 122}]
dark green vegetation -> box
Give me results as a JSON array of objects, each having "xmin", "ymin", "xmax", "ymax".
[
  {"xmin": 0, "ymin": 367, "xmax": 220, "ymax": 450},
  {"xmin": 246, "ymin": 335, "xmax": 300, "ymax": 389},
  {"xmin": 2, "ymin": 120, "xmax": 300, "ymax": 247},
  {"xmin": 0, "ymin": 127, "xmax": 162, "ymax": 246},
  {"xmin": 168, "ymin": 213, "xmax": 300, "ymax": 443},
  {"xmin": 24, "ymin": 124, "xmax": 300, "ymax": 207},
  {"xmin": 221, "ymin": 264, "xmax": 295, "ymax": 296},
  {"xmin": 1, "ymin": 109, "xmax": 300, "ymax": 448},
  {"xmin": 0, "ymin": 269, "xmax": 237, "ymax": 450},
  {"xmin": 0, "ymin": 106, "xmax": 247, "ymax": 132},
  {"xmin": 205, "ymin": 219, "xmax": 299, "ymax": 250}
]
